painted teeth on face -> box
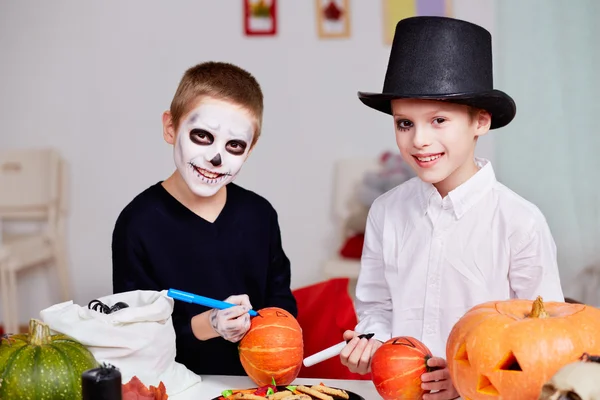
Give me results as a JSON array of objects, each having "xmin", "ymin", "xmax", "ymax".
[
  {"xmin": 197, "ymin": 168, "xmax": 219, "ymax": 179},
  {"xmin": 191, "ymin": 164, "xmax": 228, "ymax": 184},
  {"xmin": 190, "ymin": 163, "xmax": 230, "ymax": 183},
  {"xmin": 417, "ymin": 154, "xmax": 442, "ymax": 162}
]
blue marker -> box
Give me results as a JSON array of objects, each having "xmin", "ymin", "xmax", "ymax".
[{"xmin": 167, "ymin": 288, "xmax": 259, "ymax": 317}]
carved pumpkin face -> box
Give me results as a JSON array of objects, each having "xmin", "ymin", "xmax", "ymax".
[{"xmin": 446, "ymin": 297, "xmax": 600, "ymax": 400}]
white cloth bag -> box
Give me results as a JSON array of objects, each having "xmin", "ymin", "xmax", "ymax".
[{"xmin": 40, "ymin": 290, "xmax": 202, "ymax": 396}]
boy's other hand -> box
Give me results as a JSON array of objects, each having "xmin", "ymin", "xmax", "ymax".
[
  {"xmin": 209, "ymin": 294, "xmax": 253, "ymax": 342},
  {"xmin": 421, "ymin": 357, "xmax": 460, "ymax": 400},
  {"xmin": 339, "ymin": 330, "xmax": 382, "ymax": 375}
]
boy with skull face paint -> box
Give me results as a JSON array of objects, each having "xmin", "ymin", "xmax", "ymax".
[{"xmin": 112, "ymin": 62, "xmax": 297, "ymax": 376}]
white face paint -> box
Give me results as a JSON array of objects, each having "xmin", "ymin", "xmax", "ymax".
[{"xmin": 173, "ymin": 101, "xmax": 255, "ymax": 197}]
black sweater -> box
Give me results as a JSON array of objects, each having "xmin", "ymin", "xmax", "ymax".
[{"xmin": 112, "ymin": 182, "xmax": 297, "ymax": 376}]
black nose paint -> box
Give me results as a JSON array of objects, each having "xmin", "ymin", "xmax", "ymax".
[{"xmin": 210, "ymin": 154, "xmax": 222, "ymax": 167}]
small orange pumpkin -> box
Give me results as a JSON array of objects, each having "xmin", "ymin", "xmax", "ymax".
[
  {"xmin": 238, "ymin": 307, "xmax": 303, "ymax": 386},
  {"xmin": 371, "ymin": 336, "xmax": 433, "ymax": 400},
  {"xmin": 446, "ymin": 296, "xmax": 600, "ymax": 400}
]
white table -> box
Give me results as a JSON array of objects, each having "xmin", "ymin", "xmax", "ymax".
[{"xmin": 170, "ymin": 375, "xmax": 381, "ymax": 399}]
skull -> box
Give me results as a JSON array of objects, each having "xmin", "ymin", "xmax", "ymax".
[{"xmin": 538, "ymin": 354, "xmax": 600, "ymax": 400}]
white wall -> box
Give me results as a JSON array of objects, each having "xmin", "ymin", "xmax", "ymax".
[{"xmin": 0, "ymin": 0, "xmax": 495, "ymax": 324}]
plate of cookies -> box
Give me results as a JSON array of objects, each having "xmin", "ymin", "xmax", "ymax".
[{"xmin": 214, "ymin": 382, "xmax": 365, "ymax": 400}]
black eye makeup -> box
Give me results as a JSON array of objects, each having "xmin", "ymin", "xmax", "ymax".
[
  {"xmin": 189, "ymin": 129, "xmax": 214, "ymax": 145},
  {"xmin": 226, "ymin": 140, "xmax": 247, "ymax": 156},
  {"xmin": 396, "ymin": 119, "xmax": 414, "ymax": 131}
]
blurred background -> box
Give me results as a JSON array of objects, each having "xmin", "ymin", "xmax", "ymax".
[{"xmin": 0, "ymin": 0, "xmax": 598, "ymax": 333}]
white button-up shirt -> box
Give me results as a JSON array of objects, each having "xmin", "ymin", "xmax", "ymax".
[{"xmin": 355, "ymin": 158, "xmax": 564, "ymax": 358}]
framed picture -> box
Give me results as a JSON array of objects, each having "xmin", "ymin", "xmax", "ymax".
[
  {"xmin": 316, "ymin": 0, "xmax": 351, "ymax": 39},
  {"xmin": 244, "ymin": 0, "xmax": 277, "ymax": 36},
  {"xmin": 383, "ymin": 0, "xmax": 452, "ymax": 44}
]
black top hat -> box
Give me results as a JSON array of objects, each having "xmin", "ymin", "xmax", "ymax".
[{"xmin": 358, "ymin": 16, "xmax": 516, "ymax": 129}]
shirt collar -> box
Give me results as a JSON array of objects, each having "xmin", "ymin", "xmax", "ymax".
[{"xmin": 418, "ymin": 158, "xmax": 497, "ymax": 219}]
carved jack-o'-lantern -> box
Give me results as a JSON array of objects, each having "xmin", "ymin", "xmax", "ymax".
[
  {"xmin": 238, "ymin": 307, "xmax": 303, "ymax": 387},
  {"xmin": 446, "ymin": 297, "xmax": 600, "ymax": 400}
]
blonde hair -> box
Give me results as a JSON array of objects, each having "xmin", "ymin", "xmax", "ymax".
[
  {"xmin": 468, "ymin": 105, "xmax": 488, "ymax": 124},
  {"xmin": 170, "ymin": 61, "xmax": 264, "ymax": 144}
]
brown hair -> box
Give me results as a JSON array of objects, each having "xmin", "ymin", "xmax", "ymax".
[{"xmin": 169, "ymin": 61, "xmax": 264, "ymax": 144}]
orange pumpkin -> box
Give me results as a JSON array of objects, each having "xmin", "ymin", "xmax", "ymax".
[
  {"xmin": 238, "ymin": 307, "xmax": 303, "ymax": 386},
  {"xmin": 371, "ymin": 336, "xmax": 433, "ymax": 400},
  {"xmin": 446, "ymin": 296, "xmax": 600, "ymax": 400}
]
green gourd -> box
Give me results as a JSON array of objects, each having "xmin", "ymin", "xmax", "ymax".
[{"xmin": 0, "ymin": 318, "xmax": 99, "ymax": 400}]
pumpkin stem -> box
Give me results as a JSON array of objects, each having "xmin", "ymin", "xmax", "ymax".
[
  {"xmin": 29, "ymin": 319, "xmax": 52, "ymax": 346},
  {"xmin": 529, "ymin": 296, "xmax": 550, "ymax": 318}
]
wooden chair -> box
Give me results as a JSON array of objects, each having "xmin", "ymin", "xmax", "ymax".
[{"xmin": 0, "ymin": 148, "xmax": 70, "ymax": 334}]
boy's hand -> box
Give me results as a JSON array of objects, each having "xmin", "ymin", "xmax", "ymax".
[
  {"xmin": 209, "ymin": 294, "xmax": 253, "ymax": 343},
  {"xmin": 421, "ymin": 357, "xmax": 460, "ymax": 400},
  {"xmin": 339, "ymin": 330, "xmax": 382, "ymax": 375}
]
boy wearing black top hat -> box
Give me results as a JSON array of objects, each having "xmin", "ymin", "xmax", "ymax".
[{"xmin": 339, "ymin": 16, "xmax": 564, "ymax": 399}]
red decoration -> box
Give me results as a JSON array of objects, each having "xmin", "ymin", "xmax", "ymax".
[
  {"xmin": 244, "ymin": 0, "xmax": 277, "ymax": 36},
  {"xmin": 339, "ymin": 233, "xmax": 364, "ymax": 259},
  {"xmin": 323, "ymin": 1, "xmax": 343, "ymax": 21},
  {"xmin": 122, "ymin": 376, "xmax": 168, "ymax": 400},
  {"xmin": 294, "ymin": 278, "xmax": 371, "ymax": 380},
  {"xmin": 238, "ymin": 307, "xmax": 303, "ymax": 386},
  {"xmin": 316, "ymin": 0, "xmax": 350, "ymax": 38},
  {"xmin": 371, "ymin": 337, "xmax": 433, "ymax": 400}
]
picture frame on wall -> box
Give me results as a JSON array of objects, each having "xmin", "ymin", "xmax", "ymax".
[
  {"xmin": 244, "ymin": 0, "xmax": 277, "ymax": 36},
  {"xmin": 316, "ymin": 0, "xmax": 351, "ymax": 39},
  {"xmin": 382, "ymin": 0, "xmax": 452, "ymax": 44}
]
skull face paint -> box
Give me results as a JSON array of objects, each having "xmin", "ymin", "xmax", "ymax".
[{"xmin": 174, "ymin": 102, "xmax": 255, "ymax": 197}]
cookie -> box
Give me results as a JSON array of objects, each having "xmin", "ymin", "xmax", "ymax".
[
  {"xmin": 295, "ymin": 385, "xmax": 334, "ymax": 400},
  {"xmin": 311, "ymin": 384, "xmax": 350, "ymax": 399}
]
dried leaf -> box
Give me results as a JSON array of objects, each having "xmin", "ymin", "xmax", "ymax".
[{"xmin": 122, "ymin": 376, "xmax": 168, "ymax": 400}]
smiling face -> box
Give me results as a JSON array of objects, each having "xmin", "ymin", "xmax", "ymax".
[
  {"xmin": 391, "ymin": 99, "xmax": 491, "ymax": 196},
  {"xmin": 167, "ymin": 98, "xmax": 256, "ymax": 198}
]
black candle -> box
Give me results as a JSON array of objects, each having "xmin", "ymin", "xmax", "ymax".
[{"xmin": 82, "ymin": 363, "xmax": 122, "ymax": 400}]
